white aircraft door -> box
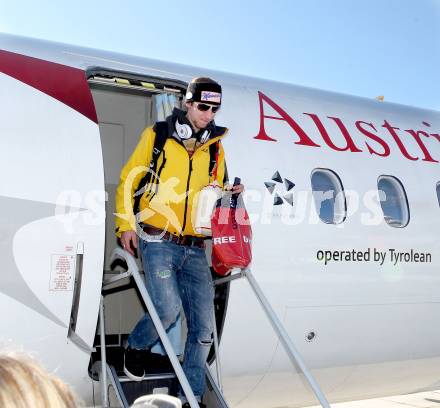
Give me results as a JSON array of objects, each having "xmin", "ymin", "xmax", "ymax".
[{"xmin": 0, "ymin": 49, "xmax": 105, "ymax": 385}]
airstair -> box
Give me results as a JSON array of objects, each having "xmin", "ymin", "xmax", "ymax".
[{"xmin": 93, "ymin": 247, "xmax": 330, "ymax": 408}]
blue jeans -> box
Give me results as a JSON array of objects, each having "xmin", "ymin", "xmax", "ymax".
[{"xmin": 127, "ymin": 239, "xmax": 214, "ymax": 397}]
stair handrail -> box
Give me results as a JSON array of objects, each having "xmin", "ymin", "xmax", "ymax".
[
  {"xmin": 109, "ymin": 247, "xmax": 201, "ymax": 408},
  {"xmin": 214, "ymin": 268, "xmax": 331, "ymax": 408}
]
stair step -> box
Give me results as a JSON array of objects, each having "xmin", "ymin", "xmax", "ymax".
[
  {"xmin": 120, "ymin": 374, "xmax": 179, "ymax": 406},
  {"xmin": 118, "ymin": 372, "xmax": 176, "ymax": 383}
]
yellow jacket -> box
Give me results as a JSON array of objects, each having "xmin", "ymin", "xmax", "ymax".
[{"xmin": 115, "ymin": 125, "xmax": 227, "ymax": 237}]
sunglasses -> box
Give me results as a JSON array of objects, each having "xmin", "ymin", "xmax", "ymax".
[{"xmin": 194, "ymin": 102, "xmax": 220, "ymax": 113}]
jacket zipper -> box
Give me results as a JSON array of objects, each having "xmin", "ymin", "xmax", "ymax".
[
  {"xmin": 151, "ymin": 136, "xmax": 224, "ymax": 235},
  {"xmin": 180, "ymin": 137, "xmax": 223, "ymax": 234},
  {"xmin": 180, "ymin": 158, "xmax": 193, "ymax": 234}
]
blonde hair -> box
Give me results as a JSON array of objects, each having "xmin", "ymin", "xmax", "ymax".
[{"xmin": 0, "ymin": 353, "xmax": 83, "ymax": 408}]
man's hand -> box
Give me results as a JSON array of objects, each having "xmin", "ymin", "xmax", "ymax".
[
  {"xmin": 225, "ymin": 183, "xmax": 245, "ymax": 194},
  {"xmin": 120, "ymin": 230, "xmax": 138, "ymax": 256},
  {"xmin": 232, "ymin": 183, "xmax": 245, "ymax": 194}
]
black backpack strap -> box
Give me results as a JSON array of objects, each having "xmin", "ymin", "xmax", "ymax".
[
  {"xmin": 208, "ymin": 141, "xmax": 229, "ymax": 185},
  {"xmin": 208, "ymin": 141, "xmax": 219, "ymax": 177},
  {"xmin": 133, "ymin": 122, "xmax": 169, "ymax": 215},
  {"xmin": 149, "ymin": 122, "xmax": 169, "ymax": 172},
  {"xmin": 223, "ymin": 162, "xmax": 229, "ymax": 185}
]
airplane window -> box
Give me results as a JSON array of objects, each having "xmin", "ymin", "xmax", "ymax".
[
  {"xmin": 377, "ymin": 176, "xmax": 410, "ymax": 228},
  {"xmin": 437, "ymin": 182, "xmax": 440, "ymax": 207},
  {"xmin": 311, "ymin": 169, "xmax": 346, "ymax": 224}
]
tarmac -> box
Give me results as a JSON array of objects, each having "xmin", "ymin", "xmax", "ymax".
[{"xmin": 308, "ymin": 390, "xmax": 440, "ymax": 407}]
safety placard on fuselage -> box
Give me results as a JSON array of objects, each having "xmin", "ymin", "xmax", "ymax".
[{"xmin": 49, "ymin": 254, "xmax": 75, "ymax": 291}]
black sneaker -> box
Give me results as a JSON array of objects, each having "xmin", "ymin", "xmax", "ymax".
[
  {"xmin": 123, "ymin": 347, "xmax": 147, "ymax": 381},
  {"xmin": 148, "ymin": 353, "xmax": 174, "ymax": 373}
]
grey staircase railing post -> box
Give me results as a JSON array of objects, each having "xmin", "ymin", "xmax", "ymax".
[
  {"xmin": 243, "ymin": 269, "xmax": 331, "ymax": 408},
  {"xmin": 106, "ymin": 365, "xmax": 130, "ymax": 407},
  {"xmin": 211, "ymin": 308, "xmax": 223, "ymax": 391},
  {"xmin": 99, "ymin": 296, "xmax": 109, "ymax": 407},
  {"xmin": 110, "ymin": 248, "xmax": 200, "ymax": 408}
]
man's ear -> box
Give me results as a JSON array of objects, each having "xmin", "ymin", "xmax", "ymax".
[{"xmin": 185, "ymin": 101, "xmax": 192, "ymax": 110}]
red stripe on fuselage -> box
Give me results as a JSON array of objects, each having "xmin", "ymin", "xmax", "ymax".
[{"xmin": 0, "ymin": 49, "xmax": 97, "ymax": 123}]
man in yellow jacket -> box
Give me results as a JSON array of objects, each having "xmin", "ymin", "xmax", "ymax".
[{"xmin": 115, "ymin": 77, "xmax": 243, "ymax": 406}]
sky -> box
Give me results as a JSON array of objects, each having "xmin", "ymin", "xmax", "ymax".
[{"xmin": 0, "ymin": 0, "xmax": 439, "ymax": 111}]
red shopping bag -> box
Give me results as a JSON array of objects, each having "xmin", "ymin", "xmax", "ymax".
[{"xmin": 211, "ymin": 181, "xmax": 252, "ymax": 276}]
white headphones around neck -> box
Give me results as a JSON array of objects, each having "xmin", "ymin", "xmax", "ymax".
[
  {"xmin": 175, "ymin": 118, "xmax": 193, "ymax": 140},
  {"xmin": 175, "ymin": 118, "xmax": 211, "ymax": 142}
]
